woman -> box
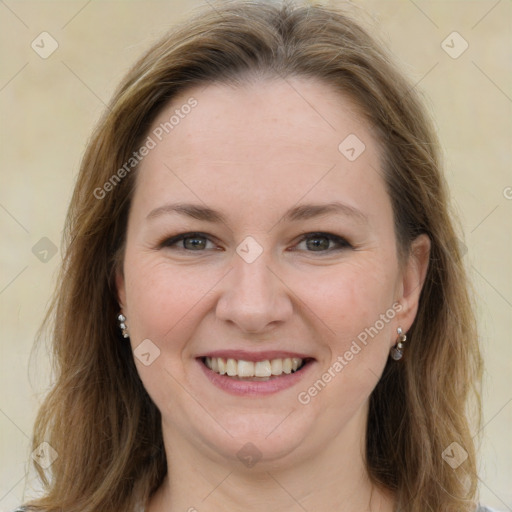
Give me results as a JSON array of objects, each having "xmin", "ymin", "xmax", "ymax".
[{"xmin": 16, "ymin": 1, "xmax": 494, "ymax": 511}]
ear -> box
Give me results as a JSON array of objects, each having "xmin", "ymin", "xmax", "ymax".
[{"xmin": 396, "ymin": 233, "xmax": 431, "ymax": 333}]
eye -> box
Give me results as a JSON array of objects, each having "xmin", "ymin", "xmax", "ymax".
[
  {"xmin": 158, "ymin": 231, "xmax": 352, "ymax": 254},
  {"xmin": 293, "ymin": 232, "xmax": 352, "ymax": 253},
  {"xmin": 159, "ymin": 232, "xmax": 218, "ymax": 251}
]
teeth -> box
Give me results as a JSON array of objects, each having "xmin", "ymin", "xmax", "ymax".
[
  {"xmin": 270, "ymin": 358, "xmax": 282, "ymax": 375},
  {"xmin": 237, "ymin": 360, "xmax": 254, "ymax": 377},
  {"xmin": 226, "ymin": 358, "xmax": 237, "ymax": 376},
  {"xmin": 255, "ymin": 360, "xmax": 271, "ymax": 377},
  {"xmin": 204, "ymin": 357, "xmax": 305, "ymax": 378}
]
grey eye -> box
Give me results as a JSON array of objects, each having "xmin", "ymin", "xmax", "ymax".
[{"xmin": 182, "ymin": 235, "xmax": 208, "ymax": 250}]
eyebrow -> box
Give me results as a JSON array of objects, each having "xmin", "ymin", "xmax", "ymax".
[{"xmin": 146, "ymin": 201, "xmax": 368, "ymax": 224}]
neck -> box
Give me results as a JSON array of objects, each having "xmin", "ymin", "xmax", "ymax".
[{"xmin": 147, "ymin": 405, "xmax": 395, "ymax": 512}]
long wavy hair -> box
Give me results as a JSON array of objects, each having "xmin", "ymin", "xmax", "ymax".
[{"xmin": 25, "ymin": 1, "xmax": 482, "ymax": 511}]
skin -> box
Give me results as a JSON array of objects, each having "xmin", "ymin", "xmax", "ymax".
[{"xmin": 116, "ymin": 77, "xmax": 430, "ymax": 512}]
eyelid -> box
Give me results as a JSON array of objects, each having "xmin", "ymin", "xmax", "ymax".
[
  {"xmin": 158, "ymin": 231, "xmax": 352, "ymax": 253},
  {"xmin": 158, "ymin": 232, "xmax": 220, "ymax": 250},
  {"xmin": 292, "ymin": 232, "xmax": 353, "ymax": 252}
]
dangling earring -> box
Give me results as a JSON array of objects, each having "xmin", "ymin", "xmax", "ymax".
[
  {"xmin": 118, "ymin": 313, "xmax": 129, "ymax": 338},
  {"xmin": 390, "ymin": 327, "xmax": 407, "ymax": 360}
]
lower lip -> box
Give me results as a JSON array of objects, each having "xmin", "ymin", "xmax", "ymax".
[{"xmin": 197, "ymin": 358, "xmax": 315, "ymax": 396}]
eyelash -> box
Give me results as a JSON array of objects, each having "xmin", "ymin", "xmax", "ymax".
[{"xmin": 159, "ymin": 231, "xmax": 353, "ymax": 254}]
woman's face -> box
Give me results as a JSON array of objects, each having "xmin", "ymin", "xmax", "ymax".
[{"xmin": 117, "ymin": 77, "xmax": 428, "ymax": 469}]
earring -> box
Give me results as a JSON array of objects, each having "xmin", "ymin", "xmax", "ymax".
[
  {"xmin": 118, "ymin": 313, "xmax": 129, "ymax": 338},
  {"xmin": 390, "ymin": 327, "xmax": 407, "ymax": 360}
]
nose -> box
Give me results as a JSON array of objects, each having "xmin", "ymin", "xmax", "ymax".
[{"xmin": 215, "ymin": 250, "xmax": 293, "ymax": 335}]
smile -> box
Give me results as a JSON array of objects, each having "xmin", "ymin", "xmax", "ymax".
[
  {"xmin": 197, "ymin": 352, "xmax": 315, "ymax": 396},
  {"xmin": 203, "ymin": 356, "xmax": 306, "ymax": 380}
]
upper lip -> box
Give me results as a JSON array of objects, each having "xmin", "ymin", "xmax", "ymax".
[{"xmin": 197, "ymin": 350, "xmax": 315, "ymax": 362}]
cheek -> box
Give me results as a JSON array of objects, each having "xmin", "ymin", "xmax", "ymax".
[
  {"xmin": 123, "ymin": 252, "xmax": 224, "ymax": 345},
  {"xmin": 121, "ymin": 254, "xmax": 227, "ymax": 404},
  {"xmin": 287, "ymin": 260, "xmax": 398, "ymax": 434},
  {"xmin": 291, "ymin": 256, "xmax": 398, "ymax": 400},
  {"xmin": 294, "ymin": 257, "xmax": 397, "ymax": 340}
]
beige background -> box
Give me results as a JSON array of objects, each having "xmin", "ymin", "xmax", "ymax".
[{"xmin": 0, "ymin": 0, "xmax": 510, "ymax": 510}]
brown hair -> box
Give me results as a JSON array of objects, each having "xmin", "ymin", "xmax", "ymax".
[{"xmin": 25, "ymin": 1, "xmax": 482, "ymax": 511}]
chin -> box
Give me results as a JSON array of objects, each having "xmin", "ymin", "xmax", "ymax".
[{"xmin": 184, "ymin": 407, "xmax": 322, "ymax": 470}]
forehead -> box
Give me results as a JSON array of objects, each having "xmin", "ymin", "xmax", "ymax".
[
  {"xmin": 133, "ymin": 77, "xmax": 388, "ymax": 222},
  {"xmin": 149, "ymin": 77, "xmax": 373, "ymax": 160}
]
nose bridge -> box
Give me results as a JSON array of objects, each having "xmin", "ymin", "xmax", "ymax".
[
  {"xmin": 215, "ymin": 244, "xmax": 292, "ymax": 333},
  {"xmin": 234, "ymin": 251, "xmax": 274, "ymax": 301}
]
